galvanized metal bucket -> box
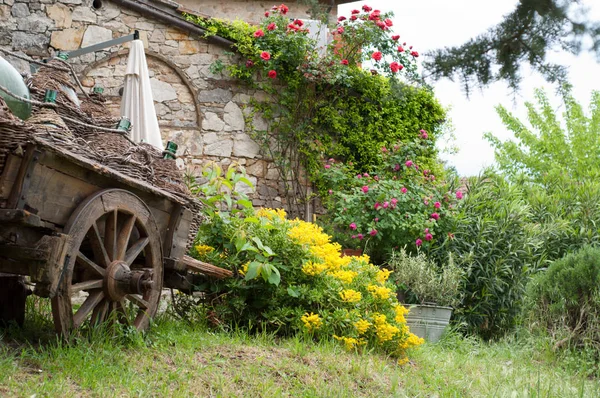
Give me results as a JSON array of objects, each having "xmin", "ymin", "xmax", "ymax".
[{"xmin": 405, "ymin": 304, "xmax": 453, "ymax": 343}]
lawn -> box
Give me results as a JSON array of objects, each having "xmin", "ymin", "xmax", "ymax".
[{"xmin": 0, "ymin": 306, "xmax": 598, "ymax": 397}]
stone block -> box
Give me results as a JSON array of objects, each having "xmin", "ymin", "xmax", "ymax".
[
  {"xmin": 11, "ymin": 2, "xmax": 28, "ymax": 18},
  {"xmin": 135, "ymin": 21, "xmax": 154, "ymax": 31},
  {"xmin": 165, "ymin": 27, "xmax": 187, "ymax": 40},
  {"xmin": 81, "ymin": 25, "xmax": 112, "ymax": 48},
  {"xmin": 149, "ymin": 29, "xmax": 165, "ymax": 43},
  {"xmin": 17, "ymin": 15, "xmax": 53, "ymax": 33},
  {"xmin": 13, "ymin": 32, "xmax": 49, "ymax": 56},
  {"xmin": 72, "ymin": 5, "xmax": 97, "ymax": 23},
  {"xmin": 223, "ymin": 101, "xmax": 244, "ymax": 131},
  {"xmin": 245, "ymin": 160, "xmax": 266, "ymax": 178},
  {"xmin": 97, "ymin": 3, "xmax": 120, "ymax": 22},
  {"xmin": 61, "ymin": 0, "xmax": 82, "ymax": 4},
  {"xmin": 233, "ymin": 134, "xmax": 260, "ymax": 158},
  {"xmin": 198, "ymin": 88, "xmax": 232, "ymax": 103},
  {"xmin": 46, "ymin": 3, "xmax": 72, "ymax": 28},
  {"xmin": 149, "ymin": 77, "xmax": 178, "ymax": 102},
  {"xmin": 202, "ymin": 112, "xmax": 225, "ymax": 132},
  {"xmin": 179, "ymin": 40, "xmax": 206, "ymax": 55},
  {"xmin": 188, "ymin": 53, "xmax": 215, "ymax": 65},
  {"xmin": 236, "ymin": 176, "xmax": 257, "ymax": 195},
  {"xmin": 204, "ymin": 138, "xmax": 233, "ymax": 157},
  {"xmin": 50, "ymin": 27, "xmax": 85, "ymax": 51}
]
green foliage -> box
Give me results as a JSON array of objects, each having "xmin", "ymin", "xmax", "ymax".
[
  {"xmin": 388, "ymin": 249, "xmax": 464, "ymax": 308},
  {"xmin": 430, "ymin": 173, "xmax": 542, "ymax": 339},
  {"xmin": 486, "ymin": 88, "xmax": 600, "ymax": 182},
  {"xmin": 185, "ymin": 4, "xmax": 446, "ymax": 216},
  {"xmin": 424, "ymin": 0, "xmax": 600, "ymax": 93},
  {"xmin": 524, "ymin": 245, "xmax": 600, "ymax": 366},
  {"xmin": 318, "ymin": 132, "xmax": 458, "ymax": 264}
]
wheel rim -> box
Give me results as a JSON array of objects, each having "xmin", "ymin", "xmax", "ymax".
[{"xmin": 51, "ymin": 189, "xmax": 163, "ymax": 336}]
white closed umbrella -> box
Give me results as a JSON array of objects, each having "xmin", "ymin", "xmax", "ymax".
[{"xmin": 120, "ymin": 39, "xmax": 163, "ymax": 149}]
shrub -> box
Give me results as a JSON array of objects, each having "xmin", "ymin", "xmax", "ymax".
[
  {"xmin": 318, "ymin": 132, "xmax": 460, "ymax": 264},
  {"xmin": 388, "ymin": 249, "xmax": 463, "ymax": 308},
  {"xmin": 188, "ymin": 164, "xmax": 424, "ymax": 361},
  {"xmin": 524, "ymin": 245, "xmax": 600, "ymax": 355}
]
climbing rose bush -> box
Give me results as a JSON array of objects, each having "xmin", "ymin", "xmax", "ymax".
[
  {"xmin": 319, "ymin": 130, "xmax": 461, "ymax": 264},
  {"xmin": 192, "ymin": 207, "xmax": 423, "ymax": 361}
]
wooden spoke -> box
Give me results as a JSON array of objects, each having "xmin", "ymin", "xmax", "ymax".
[
  {"xmin": 90, "ymin": 299, "xmax": 109, "ymax": 326},
  {"xmin": 88, "ymin": 222, "xmax": 110, "ymax": 268},
  {"xmin": 116, "ymin": 214, "xmax": 136, "ymax": 261},
  {"xmin": 104, "ymin": 209, "xmax": 118, "ymax": 262},
  {"xmin": 73, "ymin": 290, "xmax": 104, "ymax": 328},
  {"xmin": 126, "ymin": 294, "xmax": 149, "ymax": 310},
  {"xmin": 76, "ymin": 251, "xmax": 106, "ymax": 277},
  {"xmin": 124, "ymin": 237, "xmax": 149, "ymax": 266},
  {"xmin": 71, "ymin": 279, "xmax": 103, "ymax": 293}
]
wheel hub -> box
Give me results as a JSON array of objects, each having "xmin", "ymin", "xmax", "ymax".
[{"xmin": 104, "ymin": 261, "xmax": 154, "ymax": 301}]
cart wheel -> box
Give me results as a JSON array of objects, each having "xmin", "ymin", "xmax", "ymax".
[{"xmin": 51, "ymin": 189, "xmax": 163, "ymax": 336}]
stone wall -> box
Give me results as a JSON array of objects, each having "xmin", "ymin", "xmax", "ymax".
[{"xmin": 0, "ymin": 0, "xmax": 328, "ymax": 211}]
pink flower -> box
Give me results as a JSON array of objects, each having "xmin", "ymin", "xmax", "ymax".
[
  {"xmin": 267, "ymin": 23, "xmax": 277, "ymax": 31},
  {"xmin": 246, "ymin": 60, "xmax": 254, "ymax": 68},
  {"xmin": 424, "ymin": 228, "xmax": 429, "ymax": 233},
  {"xmin": 424, "ymin": 200, "xmax": 429, "ymax": 206},
  {"xmin": 392, "ymin": 35, "xmax": 400, "ymax": 41},
  {"xmin": 420, "ymin": 129, "xmax": 429, "ymax": 139},
  {"xmin": 328, "ymin": 158, "xmax": 335, "ymax": 163},
  {"xmin": 349, "ymin": 222, "xmax": 357, "ymax": 230},
  {"xmin": 416, "ymin": 238, "xmax": 423, "ymax": 247},
  {"xmin": 383, "ymin": 201, "xmax": 389, "ymax": 209},
  {"xmin": 254, "ymin": 29, "xmax": 265, "ymax": 38},
  {"xmin": 351, "ymin": 235, "xmax": 356, "ymax": 239},
  {"xmin": 363, "ymin": 173, "xmax": 369, "ymax": 177},
  {"xmin": 401, "ymin": 187, "xmax": 407, "ymax": 194},
  {"xmin": 394, "ymin": 164, "xmax": 400, "ymax": 171},
  {"xmin": 362, "ymin": 185, "xmax": 369, "ymax": 193},
  {"xmin": 372, "ymin": 51, "xmax": 382, "ymax": 61},
  {"xmin": 456, "ymin": 191, "xmax": 464, "ymax": 200},
  {"xmin": 369, "ymin": 229, "xmax": 378, "ymax": 236},
  {"xmin": 356, "ymin": 174, "xmax": 362, "ymax": 179},
  {"xmin": 425, "ymin": 233, "xmax": 433, "ymax": 241},
  {"xmin": 341, "ymin": 59, "xmax": 349, "ymax": 65},
  {"xmin": 374, "ymin": 176, "xmax": 379, "ymax": 181},
  {"xmin": 385, "ymin": 18, "xmax": 393, "ymax": 27},
  {"xmin": 337, "ymin": 26, "xmax": 344, "ymax": 34},
  {"xmin": 405, "ymin": 160, "xmax": 413, "ymax": 168},
  {"xmin": 374, "ymin": 217, "xmax": 379, "ymax": 222},
  {"xmin": 391, "ymin": 198, "xmax": 398, "ymax": 206},
  {"xmin": 268, "ymin": 70, "xmax": 277, "ymax": 79},
  {"xmin": 260, "ymin": 51, "xmax": 271, "ymax": 60},
  {"xmin": 431, "ymin": 213, "xmax": 440, "ymax": 220},
  {"xmin": 381, "ymin": 146, "xmax": 388, "ymax": 153},
  {"xmin": 434, "ymin": 201, "xmax": 441, "ymax": 209},
  {"xmin": 338, "ymin": 16, "xmax": 347, "ymax": 22},
  {"xmin": 328, "ymin": 189, "xmax": 333, "ymax": 195},
  {"xmin": 374, "ymin": 202, "xmax": 381, "ymax": 210},
  {"xmin": 357, "ymin": 233, "xmax": 364, "ymax": 240},
  {"xmin": 324, "ymin": 164, "xmax": 331, "ymax": 169}
]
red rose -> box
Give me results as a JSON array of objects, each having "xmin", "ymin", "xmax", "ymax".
[
  {"xmin": 260, "ymin": 51, "xmax": 271, "ymax": 60},
  {"xmin": 294, "ymin": 19, "xmax": 303, "ymax": 27},
  {"xmin": 245, "ymin": 59, "xmax": 254, "ymax": 68},
  {"xmin": 392, "ymin": 35, "xmax": 400, "ymax": 41},
  {"xmin": 362, "ymin": 5, "xmax": 372, "ymax": 12},
  {"xmin": 268, "ymin": 70, "xmax": 277, "ymax": 79},
  {"xmin": 351, "ymin": 9, "xmax": 360, "ymax": 14},
  {"xmin": 267, "ymin": 23, "xmax": 277, "ymax": 31},
  {"xmin": 397, "ymin": 46, "xmax": 404, "ymax": 52},
  {"xmin": 337, "ymin": 26, "xmax": 344, "ymax": 34},
  {"xmin": 390, "ymin": 61, "xmax": 401, "ymax": 73},
  {"xmin": 287, "ymin": 23, "xmax": 299, "ymax": 31},
  {"xmin": 369, "ymin": 11, "xmax": 380, "ymax": 21},
  {"xmin": 371, "ymin": 51, "xmax": 382, "ymax": 61},
  {"xmin": 385, "ymin": 18, "xmax": 393, "ymax": 27},
  {"xmin": 411, "ymin": 50, "xmax": 419, "ymax": 57},
  {"xmin": 376, "ymin": 20, "xmax": 386, "ymax": 29},
  {"xmin": 350, "ymin": 15, "xmax": 358, "ymax": 21},
  {"xmin": 341, "ymin": 59, "xmax": 349, "ymax": 65},
  {"xmin": 338, "ymin": 16, "xmax": 346, "ymax": 22},
  {"xmin": 279, "ymin": 4, "xmax": 289, "ymax": 14},
  {"xmin": 265, "ymin": 11, "xmax": 269, "ymax": 17},
  {"xmin": 254, "ymin": 29, "xmax": 265, "ymax": 38}
]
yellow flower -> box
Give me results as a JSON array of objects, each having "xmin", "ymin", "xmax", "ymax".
[
  {"xmin": 256, "ymin": 207, "xmax": 287, "ymax": 221},
  {"xmin": 329, "ymin": 270, "xmax": 358, "ymax": 284},
  {"xmin": 301, "ymin": 312, "xmax": 322, "ymax": 331},
  {"xmin": 239, "ymin": 262, "xmax": 249, "ymax": 277},
  {"xmin": 373, "ymin": 313, "xmax": 400, "ymax": 343},
  {"xmin": 393, "ymin": 304, "xmax": 409, "ymax": 324},
  {"xmin": 368, "ymin": 284, "xmax": 393, "ymax": 300},
  {"xmin": 354, "ymin": 319, "xmax": 371, "ymax": 334},
  {"xmin": 397, "ymin": 357, "xmax": 410, "ymax": 366},
  {"xmin": 376, "ymin": 269, "xmax": 392, "ymax": 284},
  {"xmin": 302, "ymin": 261, "xmax": 328, "ymax": 276},
  {"xmin": 339, "ymin": 289, "xmax": 362, "ymax": 303},
  {"xmin": 399, "ymin": 333, "xmax": 425, "ymax": 349},
  {"xmin": 195, "ymin": 244, "xmax": 215, "ymax": 257},
  {"xmin": 288, "ymin": 221, "xmax": 332, "ymax": 247},
  {"xmin": 333, "ymin": 335, "xmax": 364, "ymax": 351}
]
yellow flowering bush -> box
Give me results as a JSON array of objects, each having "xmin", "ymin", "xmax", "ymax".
[{"xmin": 193, "ymin": 206, "xmax": 423, "ymax": 360}]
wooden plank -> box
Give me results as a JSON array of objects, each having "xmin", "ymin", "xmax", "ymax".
[
  {"xmin": 180, "ymin": 255, "xmax": 233, "ymax": 279},
  {"xmin": 0, "ymin": 154, "xmax": 22, "ymax": 201},
  {"xmin": 7, "ymin": 145, "xmax": 40, "ymax": 209},
  {"xmin": 0, "ymin": 209, "xmax": 44, "ymax": 228}
]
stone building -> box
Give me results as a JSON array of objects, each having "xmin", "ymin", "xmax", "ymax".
[{"xmin": 0, "ymin": 0, "xmax": 351, "ymax": 211}]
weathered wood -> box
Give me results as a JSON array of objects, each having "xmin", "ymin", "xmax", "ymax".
[
  {"xmin": 104, "ymin": 209, "xmax": 118, "ymax": 262},
  {"xmin": 0, "ymin": 209, "xmax": 44, "ymax": 228},
  {"xmin": 163, "ymin": 205, "xmax": 193, "ymax": 272},
  {"xmin": 0, "ymin": 274, "xmax": 30, "ymax": 327},
  {"xmin": 181, "ymin": 255, "xmax": 233, "ymax": 279},
  {"xmin": 116, "ymin": 214, "xmax": 136, "ymax": 261},
  {"xmin": 0, "ymin": 154, "xmax": 22, "ymax": 201},
  {"xmin": 7, "ymin": 145, "xmax": 41, "ymax": 210}
]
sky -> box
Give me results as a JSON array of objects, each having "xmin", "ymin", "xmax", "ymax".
[{"xmin": 338, "ymin": 0, "xmax": 600, "ymax": 176}]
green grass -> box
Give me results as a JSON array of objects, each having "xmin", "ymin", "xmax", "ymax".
[{"xmin": 1, "ymin": 306, "xmax": 599, "ymax": 397}]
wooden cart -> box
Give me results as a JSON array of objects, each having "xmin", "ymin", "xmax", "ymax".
[{"xmin": 0, "ymin": 140, "xmax": 217, "ymax": 335}]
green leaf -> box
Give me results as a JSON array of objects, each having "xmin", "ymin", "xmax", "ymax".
[
  {"xmin": 287, "ymin": 286, "xmax": 300, "ymax": 297},
  {"xmin": 244, "ymin": 261, "xmax": 261, "ymax": 281}
]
